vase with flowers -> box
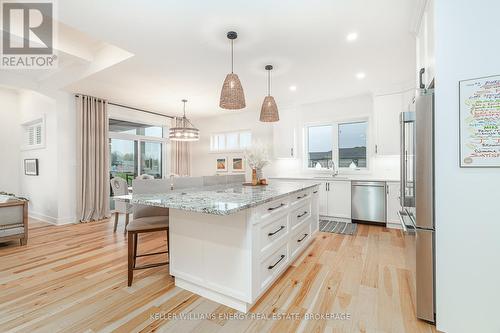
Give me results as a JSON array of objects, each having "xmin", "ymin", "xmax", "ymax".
[{"xmin": 244, "ymin": 143, "xmax": 270, "ymax": 185}]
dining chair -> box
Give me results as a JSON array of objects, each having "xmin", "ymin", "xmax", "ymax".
[{"xmin": 110, "ymin": 177, "xmax": 133, "ymax": 233}]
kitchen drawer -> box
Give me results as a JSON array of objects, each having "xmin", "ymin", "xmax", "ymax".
[
  {"xmin": 260, "ymin": 243, "xmax": 288, "ymax": 289},
  {"xmin": 290, "ymin": 222, "xmax": 311, "ymax": 259},
  {"xmin": 257, "ymin": 198, "xmax": 290, "ymax": 221},
  {"xmin": 259, "ymin": 214, "xmax": 288, "ymax": 255},
  {"xmin": 291, "ymin": 189, "xmax": 311, "ymax": 206},
  {"xmin": 290, "ymin": 202, "xmax": 311, "ymax": 230}
]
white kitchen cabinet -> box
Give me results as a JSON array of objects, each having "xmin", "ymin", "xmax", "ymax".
[
  {"xmin": 318, "ymin": 181, "xmax": 329, "ymax": 216},
  {"xmin": 416, "ymin": 0, "xmax": 435, "ymax": 89},
  {"xmin": 386, "ymin": 181, "xmax": 401, "ymax": 224},
  {"xmin": 318, "ymin": 181, "xmax": 351, "ymax": 219},
  {"xmin": 373, "ymin": 94, "xmax": 402, "ymax": 156},
  {"xmin": 272, "ymin": 109, "xmax": 296, "ymax": 159}
]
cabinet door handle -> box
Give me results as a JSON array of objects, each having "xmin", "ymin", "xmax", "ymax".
[
  {"xmin": 297, "ymin": 211, "xmax": 308, "ymax": 218},
  {"xmin": 375, "ymin": 144, "xmax": 378, "ymax": 154},
  {"xmin": 419, "ymin": 67, "xmax": 426, "ymax": 89},
  {"xmin": 290, "ymin": 148, "xmax": 294, "ymax": 157},
  {"xmin": 267, "ymin": 254, "xmax": 285, "ymax": 270},
  {"xmin": 268, "ymin": 225, "xmax": 285, "ymax": 237},
  {"xmin": 296, "ymin": 194, "xmax": 307, "ymax": 200},
  {"xmin": 268, "ymin": 203, "xmax": 285, "ymax": 211},
  {"xmin": 297, "ymin": 233, "xmax": 308, "ymax": 243}
]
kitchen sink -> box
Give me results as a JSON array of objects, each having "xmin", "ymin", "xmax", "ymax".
[{"xmin": 313, "ymin": 176, "xmax": 349, "ymax": 180}]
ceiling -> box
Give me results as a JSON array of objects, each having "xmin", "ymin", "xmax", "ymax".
[{"xmin": 57, "ymin": 0, "xmax": 418, "ymax": 119}]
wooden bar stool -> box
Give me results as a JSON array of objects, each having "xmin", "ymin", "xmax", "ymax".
[{"xmin": 127, "ymin": 204, "xmax": 169, "ymax": 286}]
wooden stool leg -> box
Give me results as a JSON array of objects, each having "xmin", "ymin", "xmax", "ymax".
[
  {"xmin": 127, "ymin": 231, "xmax": 134, "ymax": 286},
  {"xmin": 124, "ymin": 213, "xmax": 130, "ymax": 234},
  {"xmin": 133, "ymin": 233, "xmax": 138, "ymax": 268},
  {"xmin": 113, "ymin": 213, "xmax": 119, "ymax": 232},
  {"xmin": 166, "ymin": 229, "xmax": 170, "ymax": 261}
]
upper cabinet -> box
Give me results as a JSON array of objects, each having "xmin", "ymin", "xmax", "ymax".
[
  {"xmin": 373, "ymin": 94, "xmax": 402, "ymax": 156},
  {"xmin": 416, "ymin": 0, "xmax": 435, "ymax": 88},
  {"xmin": 273, "ymin": 109, "xmax": 296, "ymax": 159}
]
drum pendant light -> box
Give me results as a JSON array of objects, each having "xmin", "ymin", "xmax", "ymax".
[
  {"xmin": 219, "ymin": 31, "xmax": 246, "ymax": 110},
  {"xmin": 169, "ymin": 99, "xmax": 200, "ymax": 141},
  {"xmin": 259, "ymin": 65, "xmax": 279, "ymax": 122}
]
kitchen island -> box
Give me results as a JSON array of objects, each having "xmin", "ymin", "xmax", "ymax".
[{"xmin": 116, "ymin": 181, "xmax": 320, "ymax": 312}]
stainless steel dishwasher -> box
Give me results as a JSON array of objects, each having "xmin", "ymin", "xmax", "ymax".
[{"xmin": 351, "ymin": 181, "xmax": 386, "ymax": 224}]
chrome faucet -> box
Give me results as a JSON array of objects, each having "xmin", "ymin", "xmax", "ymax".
[
  {"xmin": 331, "ymin": 161, "xmax": 339, "ymax": 177},
  {"xmin": 169, "ymin": 174, "xmax": 175, "ymax": 190}
]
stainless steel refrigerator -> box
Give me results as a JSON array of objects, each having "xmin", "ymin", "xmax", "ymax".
[{"xmin": 399, "ymin": 89, "xmax": 435, "ymax": 323}]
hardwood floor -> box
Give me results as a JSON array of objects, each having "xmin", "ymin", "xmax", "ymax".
[{"xmin": 0, "ymin": 218, "xmax": 437, "ymax": 333}]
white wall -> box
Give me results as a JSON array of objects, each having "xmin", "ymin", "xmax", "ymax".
[
  {"xmin": 0, "ymin": 87, "xmax": 77, "ymax": 225},
  {"xmin": 191, "ymin": 94, "xmax": 401, "ymax": 179},
  {"xmin": 18, "ymin": 90, "xmax": 60, "ymax": 222},
  {"xmin": 190, "ymin": 110, "xmax": 273, "ymax": 180},
  {"xmin": 0, "ymin": 87, "xmax": 21, "ymax": 194},
  {"xmin": 434, "ymin": 1, "xmax": 500, "ymax": 332}
]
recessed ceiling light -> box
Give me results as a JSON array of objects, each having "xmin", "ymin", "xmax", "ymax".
[
  {"xmin": 356, "ymin": 72, "xmax": 366, "ymax": 80},
  {"xmin": 289, "ymin": 85, "xmax": 297, "ymax": 91},
  {"xmin": 346, "ymin": 32, "xmax": 358, "ymax": 42}
]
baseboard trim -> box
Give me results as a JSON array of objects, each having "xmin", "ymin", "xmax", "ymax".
[{"xmin": 29, "ymin": 211, "xmax": 77, "ymax": 226}]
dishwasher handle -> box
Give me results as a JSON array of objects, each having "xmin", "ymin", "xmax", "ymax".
[{"xmin": 352, "ymin": 181, "xmax": 386, "ymax": 187}]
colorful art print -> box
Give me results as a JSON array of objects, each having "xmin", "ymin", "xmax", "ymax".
[
  {"xmin": 459, "ymin": 75, "xmax": 500, "ymax": 167},
  {"xmin": 216, "ymin": 157, "xmax": 227, "ymax": 172},
  {"xmin": 232, "ymin": 157, "xmax": 244, "ymax": 172}
]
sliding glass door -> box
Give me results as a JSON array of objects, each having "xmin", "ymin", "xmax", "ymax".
[
  {"xmin": 140, "ymin": 141, "xmax": 162, "ymax": 178},
  {"xmin": 110, "ymin": 139, "xmax": 138, "ymax": 185}
]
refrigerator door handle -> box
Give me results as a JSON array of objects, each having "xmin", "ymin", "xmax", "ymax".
[
  {"xmin": 397, "ymin": 211, "xmax": 408, "ymax": 233},
  {"xmin": 400, "ymin": 114, "xmax": 406, "ymax": 207}
]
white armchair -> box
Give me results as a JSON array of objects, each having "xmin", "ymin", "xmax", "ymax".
[{"xmin": 110, "ymin": 177, "xmax": 133, "ymax": 233}]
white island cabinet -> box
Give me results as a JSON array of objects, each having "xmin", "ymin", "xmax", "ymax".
[{"xmin": 126, "ymin": 181, "xmax": 319, "ymax": 313}]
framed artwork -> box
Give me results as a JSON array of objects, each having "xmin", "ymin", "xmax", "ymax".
[
  {"xmin": 216, "ymin": 157, "xmax": 228, "ymax": 172},
  {"xmin": 24, "ymin": 159, "xmax": 39, "ymax": 176},
  {"xmin": 231, "ymin": 157, "xmax": 245, "ymax": 172},
  {"xmin": 459, "ymin": 74, "xmax": 500, "ymax": 167}
]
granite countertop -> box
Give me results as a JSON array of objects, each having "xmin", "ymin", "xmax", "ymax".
[{"xmin": 114, "ymin": 181, "xmax": 319, "ymax": 216}]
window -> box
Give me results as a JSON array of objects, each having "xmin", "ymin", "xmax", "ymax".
[
  {"xmin": 109, "ymin": 118, "xmax": 167, "ymax": 185},
  {"xmin": 307, "ymin": 125, "xmax": 333, "ymax": 169},
  {"xmin": 305, "ymin": 120, "xmax": 368, "ymax": 170},
  {"xmin": 140, "ymin": 141, "xmax": 162, "ymax": 178},
  {"xmin": 210, "ymin": 130, "xmax": 252, "ymax": 152},
  {"xmin": 338, "ymin": 122, "xmax": 367, "ymax": 168},
  {"xmin": 110, "ymin": 139, "xmax": 138, "ymax": 184},
  {"xmin": 109, "ymin": 119, "xmax": 163, "ymax": 138},
  {"xmin": 22, "ymin": 118, "xmax": 44, "ymax": 149}
]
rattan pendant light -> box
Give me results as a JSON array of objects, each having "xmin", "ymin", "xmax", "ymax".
[
  {"xmin": 169, "ymin": 99, "xmax": 200, "ymax": 141},
  {"xmin": 259, "ymin": 65, "xmax": 279, "ymax": 122},
  {"xmin": 219, "ymin": 31, "xmax": 246, "ymax": 110}
]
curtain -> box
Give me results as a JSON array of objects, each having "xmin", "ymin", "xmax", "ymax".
[
  {"xmin": 170, "ymin": 117, "xmax": 191, "ymax": 176},
  {"xmin": 76, "ymin": 95, "xmax": 110, "ymax": 222}
]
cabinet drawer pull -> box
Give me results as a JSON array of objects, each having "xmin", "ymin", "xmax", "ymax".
[
  {"xmin": 268, "ymin": 203, "xmax": 285, "ymax": 211},
  {"xmin": 297, "ymin": 233, "xmax": 308, "ymax": 243},
  {"xmin": 296, "ymin": 194, "xmax": 307, "ymax": 200},
  {"xmin": 268, "ymin": 225, "xmax": 285, "ymax": 237},
  {"xmin": 297, "ymin": 211, "xmax": 308, "ymax": 218},
  {"xmin": 267, "ymin": 254, "xmax": 285, "ymax": 270},
  {"xmin": 313, "ymin": 191, "xmax": 318, "ymax": 194}
]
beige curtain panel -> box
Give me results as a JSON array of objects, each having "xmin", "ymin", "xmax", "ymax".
[
  {"xmin": 170, "ymin": 118, "xmax": 191, "ymax": 176},
  {"xmin": 76, "ymin": 95, "xmax": 110, "ymax": 222}
]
